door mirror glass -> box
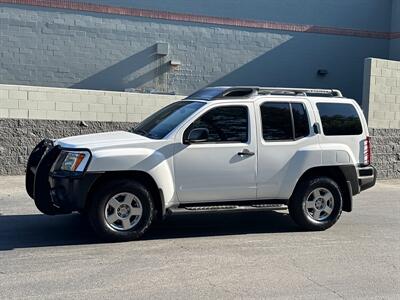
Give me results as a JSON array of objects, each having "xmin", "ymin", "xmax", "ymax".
[
  {"xmin": 187, "ymin": 128, "xmax": 209, "ymax": 143},
  {"xmin": 313, "ymin": 123, "xmax": 321, "ymax": 134}
]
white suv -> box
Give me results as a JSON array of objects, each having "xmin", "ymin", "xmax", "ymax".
[{"xmin": 26, "ymin": 87, "xmax": 376, "ymax": 241}]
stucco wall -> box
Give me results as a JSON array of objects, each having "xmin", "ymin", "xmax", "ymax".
[
  {"xmin": 362, "ymin": 58, "xmax": 400, "ymax": 129},
  {"xmin": 0, "ymin": 3, "xmax": 390, "ymax": 102}
]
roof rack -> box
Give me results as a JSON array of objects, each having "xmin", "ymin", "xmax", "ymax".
[
  {"xmin": 257, "ymin": 87, "xmax": 343, "ymax": 97},
  {"xmin": 185, "ymin": 86, "xmax": 343, "ymax": 101}
]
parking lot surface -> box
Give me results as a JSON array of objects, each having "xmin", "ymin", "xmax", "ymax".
[{"xmin": 0, "ymin": 176, "xmax": 399, "ymax": 299}]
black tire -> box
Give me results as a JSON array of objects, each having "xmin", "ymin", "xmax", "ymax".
[
  {"xmin": 88, "ymin": 179, "xmax": 154, "ymax": 242},
  {"xmin": 289, "ymin": 176, "xmax": 343, "ymax": 231}
]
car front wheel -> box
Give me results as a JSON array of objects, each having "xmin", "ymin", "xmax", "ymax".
[{"xmin": 88, "ymin": 179, "xmax": 154, "ymax": 242}]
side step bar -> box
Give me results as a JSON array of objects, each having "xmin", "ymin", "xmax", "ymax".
[{"xmin": 168, "ymin": 203, "xmax": 287, "ymax": 214}]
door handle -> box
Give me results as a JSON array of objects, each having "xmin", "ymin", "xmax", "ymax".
[{"xmin": 237, "ymin": 149, "xmax": 255, "ymax": 156}]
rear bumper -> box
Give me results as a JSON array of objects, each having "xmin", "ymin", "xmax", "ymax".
[
  {"xmin": 358, "ymin": 165, "xmax": 377, "ymax": 192},
  {"xmin": 339, "ymin": 164, "xmax": 377, "ymax": 196},
  {"xmin": 26, "ymin": 139, "xmax": 100, "ymax": 215}
]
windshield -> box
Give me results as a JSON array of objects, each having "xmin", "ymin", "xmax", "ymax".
[{"xmin": 131, "ymin": 101, "xmax": 206, "ymax": 139}]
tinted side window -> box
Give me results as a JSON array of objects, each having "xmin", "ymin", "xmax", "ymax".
[
  {"xmin": 188, "ymin": 106, "xmax": 248, "ymax": 143},
  {"xmin": 317, "ymin": 103, "xmax": 362, "ymax": 136},
  {"xmin": 292, "ymin": 103, "xmax": 310, "ymax": 139},
  {"xmin": 261, "ymin": 102, "xmax": 293, "ymax": 140}
]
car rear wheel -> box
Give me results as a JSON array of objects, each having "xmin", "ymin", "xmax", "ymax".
[
  {"xmin": 88, "ymin": 179, "xmax": 154, "ymax": 242},
  {"xmin": 289, "ymin": 177, "xmax": 343, "ymax": 231}
]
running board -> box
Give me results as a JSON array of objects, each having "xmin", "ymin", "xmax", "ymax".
[{"xmin": 169, "ymin": 203, "xmax": 287, "ymax": 214}]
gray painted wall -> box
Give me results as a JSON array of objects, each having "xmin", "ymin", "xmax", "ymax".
[
  {"xmin": 390, "ymin": 0, "xmax": 400, "ymax": 60},
  {"xmin": 73, "ymin": 0, "xmax": 393, "ymax": 31},
  {"xmin": 391, "ymin": 40, "xmax": 400, "ymax": 60},
  {"xmin": 0, "ymin": 5, "xmax": 390, "ymax": 101}
]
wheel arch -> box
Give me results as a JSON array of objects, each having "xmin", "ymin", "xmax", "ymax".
[
  {"xmin": 290, "ymin": 165, "xmax": 356, "ymax": 212},
  {"xmin": 85, "ymin": 171, "xmax": 166, "ymax": 220}
]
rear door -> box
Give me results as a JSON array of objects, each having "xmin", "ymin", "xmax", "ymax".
[{"xmin": 255, "ymin": 98, "xmax": 320, "ymax": 199}]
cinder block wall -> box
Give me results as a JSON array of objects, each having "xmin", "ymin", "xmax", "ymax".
[
  {"xmin": 0, "ymin": 84, "xmax": 182, "ymax": 175},
  {"xmin": 0, "ymin": 4, "xmax": 390, "ymax": 101},
  {"xmin": 362, "ymin": 58, "xmax": 400, "ymax": 129},
  {"xmin": 0, "ymin": 84, "xmax": 181, "ymax": 122},
  {"xmin": 0, "ymin": 119, "xmax": 133, "ymax": 175},
  {"xmin": 1, "ymin": 80, "xmax": 399, "ymax": 178},
  {"xmin": 369, "ymin": 128, "xmax": 400, "ymax": 179},
  {"xmin": 363, "ymin": 58, "xmax": 400, "ymax": 179}
]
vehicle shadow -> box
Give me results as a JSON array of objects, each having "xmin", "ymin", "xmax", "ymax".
[{"xmin": 0, "ymin": 210, "xmax": 300, "ymax": 251}]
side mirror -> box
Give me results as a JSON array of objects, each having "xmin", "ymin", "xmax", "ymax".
[
  {"xmin": 313, "ymin": 123, "xmax": 321, "ymax": 134},
  {"xmin": 186, "ymin": 128, "xmax": 209, "ymax": 143}
]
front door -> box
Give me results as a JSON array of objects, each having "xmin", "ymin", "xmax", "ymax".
[{"xmin": 173, "ymin": 103, "xmax": 257, "ymax": 203}]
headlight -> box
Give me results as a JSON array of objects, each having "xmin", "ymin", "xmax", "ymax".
[{"xmin": 59, "ymin": 150, "xmax": 90, "ymax": 172}]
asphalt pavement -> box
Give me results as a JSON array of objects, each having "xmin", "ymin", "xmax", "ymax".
[{"xmin": 0, "ymin": 176, "xmax": 399, "ymax": 299}]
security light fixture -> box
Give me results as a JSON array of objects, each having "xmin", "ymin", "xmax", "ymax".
[
  {"xmin": 170, "ymin": 60, "xmax": 181, "ymax": 67},
  {"xmin": 317, "ymin": 69, "xmax": 328, "ymax": 76}
]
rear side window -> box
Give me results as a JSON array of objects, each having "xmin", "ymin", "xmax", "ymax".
[
  {"xmin": 260, "ymin": 102, "xmax": 310, "ymax": 141},
  {"xmin": 317, "ymin": 103, "xmax": 362, "ymax": 136}
]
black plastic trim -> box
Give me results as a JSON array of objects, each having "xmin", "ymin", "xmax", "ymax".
[
  {"xmin": 358, "ymin": 165, "xmax": 377, "ymax": 192},
  {"xmin": 345, "ymin": 181, "xmax": 353, "ymax": 212},
  {"xmin": 48, "ymin": 171, "xmax": 102, "ymax": 211},
  {"xmin": 25, "ymin": 139, "xmax": 53, "ymax": 199},
  {"xmin": 338, "ymin": 165, "xmax": 359, "ymax": 195}
]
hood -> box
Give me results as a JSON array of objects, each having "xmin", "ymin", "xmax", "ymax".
[{"xmin": 55, "ymin": 131, "xmax": 150, "ymax": 149}]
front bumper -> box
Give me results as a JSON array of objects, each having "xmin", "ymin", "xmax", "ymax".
[{"xmin": 26, "ymin": 139, "xmax": 100, "ymax": 215}]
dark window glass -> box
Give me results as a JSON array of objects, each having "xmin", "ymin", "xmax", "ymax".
[
  {"xmin": 261, "ymin": 102, "xmax": 293, "ymax": 140},
  {"xmin": 187, "ymin": 106, "xmax": 248, "ymax": 143},
  {"xmin": 133, "ymin": 101, "xmax": 205, "ymax": 139},
  {"xmin": 186, "ymin": 87, "xmax": 227, "ymax": 100},
  {"xmin": 292, "ymin": 103, "xmax": 310, "ymax": 139},
  {"xmin": 317, "ymin": 103, "xmax": 362, "ymax": 136}
]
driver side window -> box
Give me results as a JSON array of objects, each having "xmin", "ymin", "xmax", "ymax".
[{"xmin": 185, "ymin": 106, "xmax": 249, "ymax": 143}]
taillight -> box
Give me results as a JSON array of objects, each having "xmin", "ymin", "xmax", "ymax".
[{"xmin": 364, "ymin": 136, "xmax": 371, "ymax": 165}]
